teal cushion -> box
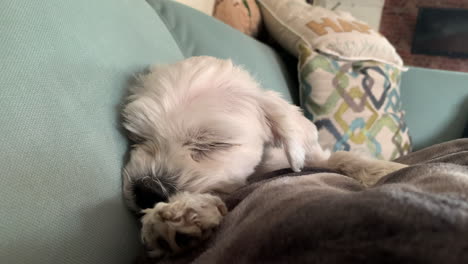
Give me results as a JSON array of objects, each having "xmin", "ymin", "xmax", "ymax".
[
  {"xmin": 148, "ymin": 0, "xmax": 296, "ymax": 103},
  {"xmin": 0, "ymin": 0, "xmax": 184, "ymax": 263},
  {"xmin": 401, "ymin": 67, "xmax": 468, "ymax": 150}
]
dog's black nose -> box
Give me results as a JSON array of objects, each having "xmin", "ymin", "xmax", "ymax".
[{"xmin": 133, "ymin": 177, "xmax": 176, "ymax": 210}]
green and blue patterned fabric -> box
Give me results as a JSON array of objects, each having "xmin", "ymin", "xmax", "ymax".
[{"xmin": 299, "ymin": 45, "xmax": 412, "ymax": 160}]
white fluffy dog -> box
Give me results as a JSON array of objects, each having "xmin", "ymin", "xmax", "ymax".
[{"xmin": 122, "ymin": 56, "xmax": 406, "ymax": 257}]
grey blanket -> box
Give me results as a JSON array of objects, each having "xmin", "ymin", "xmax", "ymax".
[{"xmin": 143, "ymin": 139, "xmax": 468, "ymax": 264}]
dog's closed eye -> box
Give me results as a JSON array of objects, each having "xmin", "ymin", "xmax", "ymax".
[
  {"xmin": 188, "ymin": 142, "xmax": 235, "ymax": 162},
  {"xmin": 184, "ymin": 129, "xmax": 238, "ymax": 162}
]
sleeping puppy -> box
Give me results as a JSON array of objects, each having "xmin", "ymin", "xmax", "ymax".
[{"xmin": 121, "ymin": 56, "xmax": 406, "ymax": 257}]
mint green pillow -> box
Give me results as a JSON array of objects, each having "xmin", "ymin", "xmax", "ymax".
[{"xmin": 0, "ymin": 0, "xmax": 184, "ymax": 263}]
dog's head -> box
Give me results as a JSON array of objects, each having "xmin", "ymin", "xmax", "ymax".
[{"xmin": 122, "ymin": 56, "xmax": 326, "ymax": 211}]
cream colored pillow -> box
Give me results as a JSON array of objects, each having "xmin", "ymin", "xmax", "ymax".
[
  {"xmin": 173, "ymin": 0, "xmax": 216, "ymax": 15},
  {"xmin": 257, "ymin": 0, "xmax": 404, "ymax": 68}
]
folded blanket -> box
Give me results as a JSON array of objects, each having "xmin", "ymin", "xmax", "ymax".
[{"xmin": 142, "ymin": 139, "xmax": 468, "ymax": 264}]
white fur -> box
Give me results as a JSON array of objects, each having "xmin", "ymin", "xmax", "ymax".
[{"xmin": 122, "ymin": 56, "xmax": 330, "ymax": 210}]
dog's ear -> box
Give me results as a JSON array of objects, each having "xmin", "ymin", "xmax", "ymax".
[
  {"xmin": 122, "ymin": 97, "xmax": 160, "ymax": 142},
  {"xmin": 258, "ymin": 91, "xmax": 325, "ymax": 172}
]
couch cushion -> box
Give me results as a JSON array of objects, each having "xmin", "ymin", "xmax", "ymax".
[
  {"xmin": 0, "ymin": 0, "xmax": 184, "ymax": 263},
  {"xmin": 147, "ymin": 0, "xmax": 296, "ymax": 103},
  {"xmin": 401, "ymin": 67, "xmax": 468, "ymax": 150}
]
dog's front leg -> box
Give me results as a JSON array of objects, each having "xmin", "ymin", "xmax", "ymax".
[{"xmin": 327, "ymin": 151, "xmax": 408, "ymax": 186}]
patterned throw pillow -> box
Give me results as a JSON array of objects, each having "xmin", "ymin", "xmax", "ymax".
[{"xmin": 299, "ymin": 45, "xmax": 412, "ymax": 160}]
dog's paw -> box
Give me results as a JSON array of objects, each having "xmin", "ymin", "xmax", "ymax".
[
  {"xmin": 140, "ymin": 192, "xmax": 227, "ymax": 257},
  {"xmin": 285, "ymin": 139, "xmax": 305, "ymax": 172},
  {"xmin": 328, "ymin": 151, "xmax": 407, "ymax": 186}
]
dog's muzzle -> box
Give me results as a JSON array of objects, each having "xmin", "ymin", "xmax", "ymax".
[{"xmin": 133, "ymin": 177, "xmax": 176, "ymax": 210}]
